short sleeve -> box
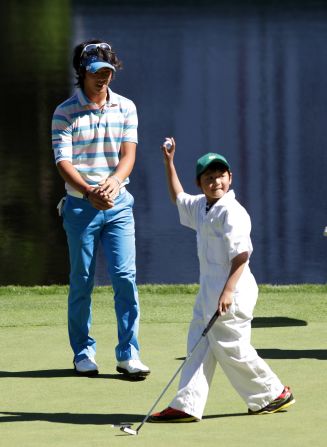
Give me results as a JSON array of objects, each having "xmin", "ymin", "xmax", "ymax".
[
  {"xmin": 176, "ymin": 192, "xmax": 202, "ymax": 230},
  {"xmin": 222, "ymin": 206, "xmax": 253, "ymax": 261},
  {"xmin": 122, "ymin": 101, "xmax": 138, "ymax": 144},
  {"xmin": 51, "ymin": 107, "xmax": 73, "ymax": 164}
]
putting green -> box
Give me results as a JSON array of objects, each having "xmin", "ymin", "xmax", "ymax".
[{"xmin": 0, "ymin": 285, "xmax": 326, "ymax": 446}]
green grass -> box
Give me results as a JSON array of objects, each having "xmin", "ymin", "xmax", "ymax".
[{"xmin": 0, "ymin": 284, "xmax": 326, "ymax": 446}]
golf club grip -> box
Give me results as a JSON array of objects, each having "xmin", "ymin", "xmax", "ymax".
[{"xmin": 202, "ymin": 310, "xmax": 220, "ymax": 336}]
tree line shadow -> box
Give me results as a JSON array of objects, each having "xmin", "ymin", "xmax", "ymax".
[
  {"xmin": 0, "ymin": 316, "xmax": 320, "ymax": 427},
  {"xmin": 174, "ymin": 316, "xmax": 327, "ymax": 360},
  {"xmin": 253, "ymin": 316, "xmax": 327, "ymax": 360},
  {"xmin": 0, "ymin": 316, "xmax": 325, "ymax": 382}
]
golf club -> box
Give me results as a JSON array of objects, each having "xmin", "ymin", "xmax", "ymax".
[{"xmin": 119, "ymin": 309, "xmax": 220, "ymax": 436}]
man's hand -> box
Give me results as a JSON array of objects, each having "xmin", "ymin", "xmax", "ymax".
[
  {"xmin": 97, "ymin": 176, "xmax": 121, "ymax": 201},
  {"xmin": 88, "ymin": 188, "xmax": 115, "ymax": 210}
]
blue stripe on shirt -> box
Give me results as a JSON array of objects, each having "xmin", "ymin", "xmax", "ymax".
[{"xmin": 72, "ymin": 152, "xmax": 117, "ymax": 159}]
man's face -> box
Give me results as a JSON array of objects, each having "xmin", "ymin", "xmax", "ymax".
[{"xmin": 84, "ymin": 68, "xmax": 112, "ymax": 96}]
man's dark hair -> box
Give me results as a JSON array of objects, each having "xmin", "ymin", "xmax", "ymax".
[{"xmin": 72, "ymin": 38, "xmax": 123, "ymax": 89}]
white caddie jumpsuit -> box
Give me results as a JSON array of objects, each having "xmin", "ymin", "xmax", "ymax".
[{"xmin": 169, "ymin": 190, "xmax": 284, "ymax": 419}]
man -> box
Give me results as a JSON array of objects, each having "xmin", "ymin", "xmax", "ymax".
[{"xmin": 51, "ymin": 39, "xmax": 150, "ymax": 378}]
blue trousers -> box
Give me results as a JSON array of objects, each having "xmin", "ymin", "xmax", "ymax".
[{"xmin": 62, "ymin": 190, "xmax": 140, "ymax": 363}]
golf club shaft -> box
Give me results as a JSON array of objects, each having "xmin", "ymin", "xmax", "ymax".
[
  {"xmin": 135, "ymin": 310, "xmax": 220, "ymax": 433},
  {"xmin": 202, "ymin": 309, "xmax": 220, "ymax": 336}
]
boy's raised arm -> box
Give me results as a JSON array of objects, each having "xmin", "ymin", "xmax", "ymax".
[{"xmin": 161, "ymin": 137, "xmax": 184, "ymax": 204}]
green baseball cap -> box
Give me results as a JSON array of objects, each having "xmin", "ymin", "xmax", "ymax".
[{"xmin": 196, "ymin": 153, "xmax": 230, "ymax": 178}]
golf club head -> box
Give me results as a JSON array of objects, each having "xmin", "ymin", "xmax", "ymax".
[{"xmin": 120, "ymin": 425, "xmax": 138, "ymax": 435}]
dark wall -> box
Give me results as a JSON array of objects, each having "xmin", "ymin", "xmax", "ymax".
[{"xmin": 0, "ymin": 0, "xmax": 326, "ymax": 284}]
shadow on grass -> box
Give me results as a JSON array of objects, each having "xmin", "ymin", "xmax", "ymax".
[
  {"xmin": 257, "ymin": 349, "xmax": 327, "ymax": 360},
  {"xmin": 179, "ymin": 348, "xmax": 327, "ymax": 360},
  {"xmin": 0, "ymin": 410, "xmax": 250, "ymax": 425},
  {"xmin": 252, "ymin": 317, "xmax": 307, "ymax": 327},
  {"xmin": 176, "ymin": 348, "xmax": 327, "ymax": 361},
  {"xmin": 0, "ymin": 411, "xmax": 144, "ymax": 425},
  {"xmin": 203, "ymin": 413, "xmax": 247, "ymax": 419},
  {"xmin": 0, "ymin": 370, "xmax": 146, "ymax": 381}
]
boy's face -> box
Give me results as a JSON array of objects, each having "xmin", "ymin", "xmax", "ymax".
[{"xmin": 198, "ymin": 167, "xmax": 232, "ymax": 203}]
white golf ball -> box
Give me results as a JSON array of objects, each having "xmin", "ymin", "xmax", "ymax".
[
  {"xmin": 163, "ymin": 141, "xmax": 172, "ymax": 150},
  {"xmin": 324, "ymin": 226, "xmax": 327, "ymax": 237}
]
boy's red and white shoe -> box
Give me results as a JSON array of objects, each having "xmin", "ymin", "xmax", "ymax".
[
  {"xmin": 248, "ymin": 386, "xmax": 295, "ymax": 414},
  {"xmin": 148, "ymin": 407, "xmax": 199, "ymax": 423}
]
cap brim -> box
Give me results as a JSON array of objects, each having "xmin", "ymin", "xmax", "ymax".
[{"xmin": 86, "ymin": 61, "xmax": 116, "ymax": 73}]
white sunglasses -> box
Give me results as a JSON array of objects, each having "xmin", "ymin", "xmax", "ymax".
[{"xmin": 80, "ymin": 43, "xmax": 112, "ymax": 58}]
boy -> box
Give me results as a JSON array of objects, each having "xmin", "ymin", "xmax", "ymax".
[{"xmin": 150, "ymin": 137, "xmax": 295, "ymax": 422}]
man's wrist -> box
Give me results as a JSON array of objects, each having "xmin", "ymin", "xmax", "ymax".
[
  {"xmin": 112, "ymin": 175, "xmax": 122, "ymax": 186},
  {"xmin": 83, "ymin": 186, "xmax": 93, "ymax": 200}
]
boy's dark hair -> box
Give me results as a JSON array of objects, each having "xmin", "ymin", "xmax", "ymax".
[
  {"xmin": 72, "ymin": 38, "xmax": 123, "ymax": 89},
  {"xmin": 197, "ymin": 161, "xmax": 230, "ymax": 181}
]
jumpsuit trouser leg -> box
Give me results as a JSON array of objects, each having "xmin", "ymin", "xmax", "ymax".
[{"xmin": 170, "ymin": 289, "xmax": 284, "ymax": 419}]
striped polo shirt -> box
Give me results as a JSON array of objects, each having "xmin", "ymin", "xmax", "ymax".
[{"xmin": 51, "ymin": 87, "xmax": 138, "ymax": 196}]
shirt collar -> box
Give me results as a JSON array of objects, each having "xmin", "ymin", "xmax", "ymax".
[
  {"xmin": 77, "ymin": 87, "xmax": 118, "ymax": 108},
  {"xmin": 218, "ymin": 189, "xmax": 235, "ymax": 205},
  {"xmin": 107, "ymin": 88, "xmax": 118, "ymax": 107},
  {"xmin": 205, "ymin": 189, "xmax": 235, "ymax": 212}
]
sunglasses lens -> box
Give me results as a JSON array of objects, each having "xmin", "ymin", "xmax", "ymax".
[
  {"xmin": 82, "ymin": 43, "xmax": 112, "ymax": 57},
  {"xmin": 99, "ymin": 43, "xmax": 112, "ymax": 52},
  {"xmin": 83, "ymin": 44, "xmax": 98, "ymax": 53}
]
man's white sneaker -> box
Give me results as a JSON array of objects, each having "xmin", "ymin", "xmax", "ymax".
[
  {"xmin": 116, "ymin": 359, "xmax": 150, "ymax": 377},
  {"xmin": 74, "ymin": 357, "xmax": 99, "ymax": 376}
]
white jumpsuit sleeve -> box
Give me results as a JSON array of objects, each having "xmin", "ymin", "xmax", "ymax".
[
  {"xmin": 222, "ymin": 206, "xmax": 253, "ymax": 261},
  {"xmin": 176, "ymin": 192, "xmax": 203, "ymax": 230}
]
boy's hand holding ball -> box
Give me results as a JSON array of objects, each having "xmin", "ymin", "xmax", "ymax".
[{"xmin": 162, "ymin": 137, "xmax": 175, "ymax": 161}]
